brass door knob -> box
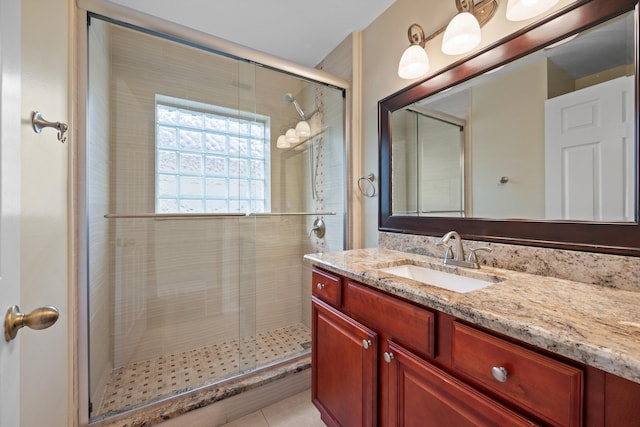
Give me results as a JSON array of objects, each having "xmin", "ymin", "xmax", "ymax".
[{"xmin": 4, "ymin": 305, "xmax": 59, "ymax": 342}]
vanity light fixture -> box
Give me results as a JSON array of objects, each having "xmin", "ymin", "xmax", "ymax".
[
  {"xmin": 398, "ymin": 0, "xmax": 498, "ymax": 79},
  {"xmin": 506, "ymin": 0, "xmax": 560, "ymax": 21},
  {"xmin": 295, "ymin": 120, "xmax": 311, "ymax": 138},
  {"xmin": 285, "ymin": 128, "xmax": 299, "ymax": 144},
  {"xmin": 398, "ymin": 24, "xmax": 430, "ymax": 79},
  {"xmin": 276, "ymin": 134, "xmax": 290, "ymax": 149},
  {"xmin": 442, "ymin": 1, "xmax": 482, "ymax": 55}
]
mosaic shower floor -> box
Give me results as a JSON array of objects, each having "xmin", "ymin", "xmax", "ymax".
[{"xmin": 93, "ymin": 323, "xmax": 311, "ymax": 417}]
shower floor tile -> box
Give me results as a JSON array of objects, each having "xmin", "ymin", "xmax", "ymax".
[{"xmin": 94, "ymin": 323, "xmax": 311, "ymax": 418}]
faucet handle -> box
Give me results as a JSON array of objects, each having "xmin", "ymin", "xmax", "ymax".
[
  {"xmin": 467, "ymin": 246, "xmax": 492, "ymax": 265},
  {"xmin": 436, "ymin": 242, "xmax": 454, "ymax": 260}
]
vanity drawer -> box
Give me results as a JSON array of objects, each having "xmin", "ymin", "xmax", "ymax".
[
  {"xmin": 452, "ymin": 322, "xmax": 583, "ymax": 427},
  {"xmin": 312, "ymin": 268, "xmax": 342, "ymax": 308},
  {"xmin": 343, "ymin": 280, "xmax": 434, "ymax": 358}
]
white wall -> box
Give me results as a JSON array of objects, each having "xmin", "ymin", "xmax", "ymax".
[{"xmin": 21, "ymin": 0, "xmax": 70, "ymax": 426}]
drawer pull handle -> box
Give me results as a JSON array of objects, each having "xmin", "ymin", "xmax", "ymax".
[
  {"xmin": 491, "ymin": 366, "xmax": 509, "ymax": 383},
  {"xmin": 362, "ymin": 339, "xmax": 372, "ymax": 349},
  {"xmin": 316, "ymin": 283, "xmax": 325, "ymax": 290},
  {"xmin": 383, "ymin": 352, "xmax": 394, "ymax": 363}
]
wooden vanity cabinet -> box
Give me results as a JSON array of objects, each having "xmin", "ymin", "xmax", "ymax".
[{"xmin": 310, "ymin": 267, "xmax": 640, "ymax": 427}]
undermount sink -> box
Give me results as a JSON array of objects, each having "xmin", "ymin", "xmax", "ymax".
[{"xmin": 378, "ymin": 264, "xmax": 496, "ymax": 293}]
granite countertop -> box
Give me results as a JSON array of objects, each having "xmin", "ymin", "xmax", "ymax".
[{"xmin": 304, "ymin": 248, "xmax": 640, "ymax": 384}]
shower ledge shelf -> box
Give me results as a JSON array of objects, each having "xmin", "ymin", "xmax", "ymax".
[
  {"xmin": 282, "ymin": 128, "xmax": 327, "ymax": 152},
  {"xmin": 104, "ymin": 211, "xmax": 336, "ymax": 220}
]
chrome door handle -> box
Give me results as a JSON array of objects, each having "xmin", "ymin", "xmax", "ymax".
[{"xmin": 4, "ymin": 305, "xmax": 59, "ymax": 342}]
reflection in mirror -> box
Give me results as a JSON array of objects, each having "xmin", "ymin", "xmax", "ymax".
[
  {"xmin": 391, "ymin": 11, "xmax": 636, "ymax": 222},
  {"xmin": 393, "ymin": 109, "xmax": 464, "ymax": 216}
]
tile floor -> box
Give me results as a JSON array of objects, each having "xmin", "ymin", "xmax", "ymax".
[
  {"xmin": 94, "ymin": 324, "xmax": 311, "ymax": 417},
  {"xmin": 220, "ymin": 388, "xmax": 325, "ymax": 427}
]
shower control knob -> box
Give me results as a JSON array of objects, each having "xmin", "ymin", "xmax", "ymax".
[
  {"xmin": 316, "ymin": 283, "xmax": 325, "ymax": 290},
  {"xmin": 491, "ymin": 366, "xmax": 509, "ymax": 383}
]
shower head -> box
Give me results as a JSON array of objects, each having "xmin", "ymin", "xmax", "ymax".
[{"xmin": 284, "ymin": 92, "xmax": 307, "ymax": 121}]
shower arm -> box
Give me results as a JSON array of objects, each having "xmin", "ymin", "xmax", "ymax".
[
  {"xmin": 301, "ymin": 107, "xmax": 319, "ymax": 121},
  {"xmin": 284, "ymin": 93, "xmax": 319, "ymax": 121}
]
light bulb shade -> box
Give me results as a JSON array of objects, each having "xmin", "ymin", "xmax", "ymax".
[
  {"xmin": 285, "ymin": 128, "xmax": 299, "ymax": 144},
  {"xmin": 506, "ymin": 0, "xmax": 560, "ymax": 21},
  {"xmin": 295, "ymin": 120, "xmax": 311, "ymax": 138},
  {"xmin": 398, "ymin": 44, "xmax": 430, "ymax": 79},
  {"xmin": 276, "ymin": 135, "xmax": 290, "ymax": 149},
  {"xmin": 441, "ymin": 12, "xmax": 481, "ymax": 55}
]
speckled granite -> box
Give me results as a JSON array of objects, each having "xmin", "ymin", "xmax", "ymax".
[
  {"xmin": 91, "ymin": 355, "xmax": 310, "ymax": 427},
  {"xmin": 379, "ymin": 232, "xmax": 640, "ymax": 291},
  {"xmin": 304, "ymin": 248, "xmax": 640, "ymax": 384}
]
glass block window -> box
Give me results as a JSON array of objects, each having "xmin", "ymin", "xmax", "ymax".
[{"xmin": 155, "ymin": 99, "xmax": 270, "ymax": 214}]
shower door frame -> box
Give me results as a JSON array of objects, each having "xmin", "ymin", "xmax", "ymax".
[{"xmin": 74, "ymin": 1, "xmax": 352, "ymax": 425}]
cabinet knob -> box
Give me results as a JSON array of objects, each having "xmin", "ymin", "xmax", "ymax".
[
  {"xmin": 491, "ymin": 366, "xmax": 509, "ymax": 382},
  {"xmin": 362, "ymin": 339, "xmax": 372, "ymax": 349},
  {"xmin": 383, "ymin": 352, "xmax": 394, "ymax": 363},
  {"xmin": 316, "ymin": 283, "xmax": 325, "ymax": 290}
]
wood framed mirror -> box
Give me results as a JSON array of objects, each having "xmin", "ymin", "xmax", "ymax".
[{"xmin": 379, "ymin": 0, "xmax": 640, "ymax": 256}]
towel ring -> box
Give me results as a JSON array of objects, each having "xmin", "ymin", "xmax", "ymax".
[{"xmin": 357, "ymin": 173, "xmax": 376, "ymax": 198}]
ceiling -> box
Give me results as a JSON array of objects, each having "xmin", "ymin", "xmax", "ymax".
[{"xmin": 107, "ymin": 0, "xmax": 397, "ymax": 68}]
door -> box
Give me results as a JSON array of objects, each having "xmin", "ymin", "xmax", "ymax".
[
  {"xmin": 545, "ymin": 76, "xmax": 635, "ymax": 221},
  {"xmin": 0, "ymin": 1, "xmax": 23, "ymax": 426},
  {"xmin": 1, "ymin": 1, "xmax": 69, "ymax": 426},
  {"xmin": 312, "ymin": 298, "xmax": 378, "ymax": 427}
]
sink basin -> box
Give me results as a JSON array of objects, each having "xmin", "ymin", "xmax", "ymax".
[{"xmin": 378, "ymin": 264, "xmax": 495, "ymax": 293}]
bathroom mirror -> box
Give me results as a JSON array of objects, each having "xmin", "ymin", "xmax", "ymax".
[{"xmin": 379, "ymin": 0, "xmax": 640, "ymax": 256}]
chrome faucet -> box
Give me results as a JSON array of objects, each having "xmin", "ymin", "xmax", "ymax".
[
  {"xmin": 436, "ymin": 231, "xmax": 491, "ymax": 269},
  {"xmin": 438, "ymin": 231, "xmax": 465, "ymax": 263}
]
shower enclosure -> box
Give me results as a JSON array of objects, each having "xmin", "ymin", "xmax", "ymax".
[{"xmin": 83, "ymin": 13, "xmax": 346, "ymax": 421}]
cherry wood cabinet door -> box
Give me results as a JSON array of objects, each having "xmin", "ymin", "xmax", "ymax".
[
  {"xmin": 384, "ymin": 341, "xmax": 539, "ymax": 427},
  {"xmin": 312, "ymin": 298, "xmax": 378, "ymax": 427}
]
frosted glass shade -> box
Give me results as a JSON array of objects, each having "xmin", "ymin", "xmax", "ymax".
[
  {"xmin": 398, "ymin": 44, "xmax": 430, "ymax": 79},
  {"xmin": 276, "ymin": 135, "xmax": 289, "ymax": 149},
  {"xmin": 442, "ymin": 12, "xmax": 481, "ymax": 55},
  {"xmin": 506, "ymin": 0, "xmax": 559, "ymax": 21},
  {"xmin": 285, "ymin": 128, "xmax": 299, "ymax": 144},
  {"xmin": 295, "ymin": 120, "xmax": 311, "ymax": 138}
]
